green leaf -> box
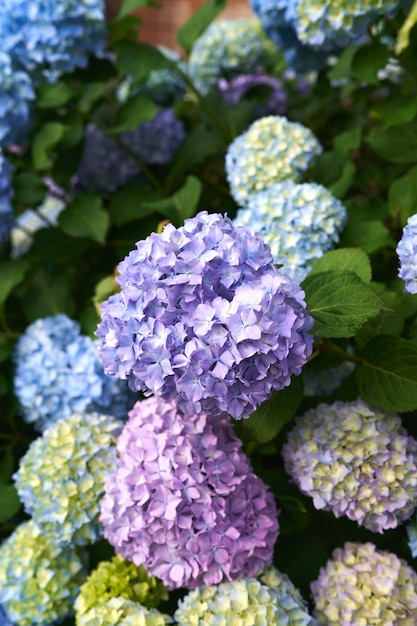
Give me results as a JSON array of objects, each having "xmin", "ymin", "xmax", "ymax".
[
  {"xmin": 109, "ymin": 185, "xmax": 162, "ymax": 226},
  {"xmin": 312, "ymin": 149, "xmax": 346, "ymax": 188},
  {"xmin": 144, "ymin": 176, "xmax": 202, "ymax": 224},
  {"xmin": 373, "ymin": 95, "xmax": 417, "ymax": 128},
  {"xmin": 110, "ymin": 93, "xmax": 157, "ymax": 133},
  {"xmin": 78, "ymin": 82, "xmax": 108, "ymax": 113},
  {"xmin": 333, "ymin": 127, "xmax": 362, "ymax": 153},
  {"xmin": 118, "ymin": 0, "xmax": 158, "ymax": 17},
  {"xmin": 32, "ymin": 122, "xmax": 67, "ymax": 170},
  {"xmin": 168, "ymin": 124, "xmax": 224, "ymax": 184},
  {"xmin": 327, "ymin": 44, "xmax": 360, "ymax": 81},
  {"xmin": 355, "ymin": 310, "xmax": 403, "ymax": 349},
  {"xmin": 356, "ymin": 335, "xmax": 417, "ymax": 412},
  {"xmin": 114, "ymin": 41, "xmax": 172, "ymax": 81},
  {"xmin": 36, "ymin": 81, "xmax": 76, "ymax": 108},
  {"xmin": 351, "ymin": 42, "xmax": 389, "ymax": 84},
  {"xmin": 302, "ymin": 270, "xmax": 384, "ymax": 338},
  {"xmin": 388, "ymin": 167, "xmax": 417, "ymax": 225},
  {"xmin": 309, "ymin": 248, "xmax": 372, "ymax": 283},
  {"xmin": 340, "ymin": 220, "xmax": 395, "ymax": 253},
  {"xmin": 239, "ymin": 377, "xmax": 304, "ymax": 443},
  {"xmin": 59, "ymin": 194, "xmax": 109, "ymax": 244},
  {"xmin": 22, "ymin": 269, "xmax": 75, "ymax": 321},
  {"xmin": 177, "ymin": 0, "xmax": 226, "ymax": 54},
  {"xmin": 93, "ymin": 275, "xmax": 120, "ymax": 309},
  {"xmin": 13, "ymin": 173, "xmax": 46, "ymax": 211},
  {"xmin": 0, "ymin": 332, "xmax": 11, "ymax": 363},
  {"xmin": 330, "ymin": 160, "xmax": 356, "ymax": 198},
  {"xmin": 0, "ymin": 484, "xmax": 21, "ymax": 524},
  {"xmin": 108, "ymin": 14, "xmax": 142, "ymax": 44},
  {"xmin": 367, "ymin": 120, "xmax": 417, "ymax": 163},
  {"xmin": 0, "ymin": 448, "xmax": 14, "ymax": 484},
  {"xmin": 0, "ymin": 260, "xmax": 30, "ymax": 306}
]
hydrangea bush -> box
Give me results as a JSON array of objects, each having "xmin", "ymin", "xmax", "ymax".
[{"xmin": 2, "ymin": 0, "xmax": 417, "ymax": 624}]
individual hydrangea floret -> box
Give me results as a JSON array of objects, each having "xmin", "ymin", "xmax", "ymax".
[
  {"xmin": 100, "ymin": 396, "xmax": 279, "ymax": 590},
  {"xmin": 96, "ymin": 211, "xmax": 313, "ymax": 420},
  {"xmin": 175, "ymin": 566, "xmax": 314, "ymax": 625},
  {"xmin": 225, "ymin": 116, "xmax": 322, "ymax": 207},
  {"xmin": 0, "ymin": 52, "xmax": 34, "ymax": 148},
  {"xmin": 311, "ymin": 542, "xmax": 417, "ymax": 625},
  {"xmin": 76, "ymin": 110, "xmax": 185, "ymax": 194},
  {"xmin": 77, "ymin": 597, "xmax": 170, "ymax": 626},
  {"xmin": 14, "ymin": 411, "xmax": 121, "ymax": 546},
  {"xmin": 0, "ymin": 0, "xmax": 107, "ymax": 83},
  {"xmin": 0, "ymin": 151, "xmax": 14, "ymax": 248},
  {"xmin": 187, "ymin": 19, "xmax": 270, "ymax": 94},
  {"xmin": 397, "ymin": 213, "xmax": 417, "ymax": 294},
  {"xmin": 283, "ymin": 398, "xmax": 417, "ymax": 533},
  {"xmin": 0, "ymin": 520, "xmax": 87, "ymax": 626},
  {"xmin": 75, "ymin": 554, "xmax": 168, "ymax": 622},
  {"xmin": 13, "ymin": 313, "xmax": 134, "ymax": 432},
  {"xmin": 233, "ymin": 181, "xmax": 346, "ymax": 283},
  {"xmin": 218, "ymin": 73, "xmax": 288, "ymax": 118}
]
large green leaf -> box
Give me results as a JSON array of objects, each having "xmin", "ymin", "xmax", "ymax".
[
  {"xmin": 0, "ymin": 448, "xmax": 14, "ymax": 484},
  {"xmin": 0, "ymin": 484, "xmax": 21, "ymax": 524},
  {"xmin": 144, "ymin": 176, "xmax": 202, "ymax": 224},
  {"xmin": 309, "ymin": 248, "xmax": 372, "ymax": 283},
  {"xmin": 177, "ymin": 0, "xmax": 226, "ymax": 54},
  {"xmin": 22, "ymin": 269, "xmax": 75, "ymax": 321},
  {"xmin": 351, "ymin": 42, "xmax": 389, "ymax": 84},
  {"xmin": 110, "ymin": 93, "xmax": 157, "ymax": 133},
  {"xmin": 32, "ymin": 122, "xmax": 67, "ymax": 170},
  {"xmin": 388, "ymin": 167, "xmax": 417, "ymax": 225},
  {"xmin": 59, "ymin": 194, "xmax": 109, "ymax": 244},
  {"xmin": 114, "ymin": 41, "xmax": 172, "ymax": 81},
  {"xmin": 356, "ymin": 335, "xmax": 417, "ymax": 412},
  {"xmin": 12, "ymin": 173, "xmax": 46, "ymax": 212},
  {"xmin": 36, "ymin": 81, "xmax": 77, "ymax": 108},
  {"xmin": 0, "ymin": 260, "xmax": 30, "ymax": 306},
  {"xmin": 118, "ymin": 0, "xmax": 158, "ymax": 17},
  {"xmin": 340, "ymin": 220, "xmax": 395, "ymax": 253},
  {"xmin": 302, "ymin": 270, "xmax": 383, "ymax": 338},
  {"xmin": 367, "ymin": 120, "xmax": 417, "ymax": 163},
  {"xmin": 109, "ymin": 185, "xmax": 162, "ymax": 226}
]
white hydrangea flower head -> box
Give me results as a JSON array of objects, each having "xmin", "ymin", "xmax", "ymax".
[{"xmin": 78, "ymin": 597, "xmax": 171, "ymax": 626}]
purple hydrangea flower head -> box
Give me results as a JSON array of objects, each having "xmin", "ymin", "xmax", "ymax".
[
  {"xmin": 233, "ymin": 181, "xmax": 346, "ymax": 284},
  {"xmin": 225, "ymin": 116, "xmax": 322, "ymax": 207},
  {"xmin": 283, "ymin": 398, "xmax": 417, "ymax": 533},
  {"xmin": 311, "ymin": 542, "xmax": 417, "ymax": 625},
  {"xmin": 0, "ymin": 0, "xmax": 107, "ymax": 83},
  {"xmin": 77, "ymin": 597, "xmax": 170, "ymax": 626},
  {"xmin": 100, "ymin": 396, "xmax": 279, "ymax": 590},
  {"xmin": 76, "ymin": 110, "xmax": 185, "ymax": 194},
  {"xmin": 0, "ymin": 520, "xmax": 87, "ymax": 626},
  {"xmin": 187, "ymin": 19, "xmax": 271, "ymax": 94},
  {"xmin": 13, "ymin": 313, "xmax": 134, "ymax": 432},
  {"xmin": 0, "ymin": 52, "xmax": 34, "ymax": 148},
  {"xmin": 0, "ymin": 151, "xmax": 14, "ymax": 248},
  {"xmin": 96, "ymin": 211, "xmax": 314, "ymax": 420},
  {"xmin": 397, "ymin": 213, "xmax": 417, "ymax": 294},
  {"xmin": 175, "ymin": 566, "xmax": 314, "ymax": 625},
  {"xmin": 218, "ymin": 73, "xmax": 288, "ymax": 118},
  {"xmin": 14, "ymin": 412, "xmax": 122, "ymax": 546}
]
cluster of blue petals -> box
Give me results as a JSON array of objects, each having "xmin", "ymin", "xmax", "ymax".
[
  {"xmin": 0, "ymin": 52, "xmax": 34, "ymax": 148},
  {"xmin": 0, "ymin": 151, "xmax": 14, "ymax": 248},
  {"xmin": 397, "ymin": 213, "xmax": 417, "ymax": 294}
]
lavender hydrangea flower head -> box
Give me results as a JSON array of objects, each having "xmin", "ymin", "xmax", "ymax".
[
  {"xmin": 0, "ymin": 151, "xmax": 14, "ymax": 248},
  {"xmin": 187, "ymin": 19, "xmax": 270, "ymax": 94},
  {"xmin": 218, "ymin": 73, "xmax": 288, "ymax": 118},
  {"xmin": 311, "ymin": 542, "xmax": 417, "ymax": 625},
  {"xmin": 76, "ymin": 110, "xmax": 185, "ymax": 194},
  {"xmin": 0, "ymin": 520, "xmax": 87, "ymax": 626},
  {"xmin": 14, "ymin": 411, "xmax": 122, "ymax": 546},
  {"xmin": 225, "ymin": 116, "xmax": 322, "ymax": 207},
  {"xmin": 397, "ymin": 213, "xmax": 417, "ymax": 294},
  {"xmin": 13, "ymin": 313, "xmax": 134, "ymax": 432},
  {"xmin": 96, "ymin": 211, "xmax": 313, "ymax": 420},
  {"xmin": 233, "ymin": 181, "xmax": 346, "ymax": 284},
  {"xmin": 283, "ymin": 398, "xmax": 417, "ymax": 533},
  {"xmin": 77, "ymin": 597, "xmax": 170, "ymax": 626},
  {"xmin": 75, "ymin": 554, "xmax": 168, "ymax": 622},
  {"xmin": 100, "ymin": 396, "xmax": 279, "ymax": 590},
  {"xmin": 0, "ymin": 52, "xmax": 34, "ymax": 148},
  {"xmin": 175, "ymin": 566, "xmax": 314, "ymax": 625},
  {"xmin": 0, "ymin": 0, "xmax": 107, "ymax": 83}
]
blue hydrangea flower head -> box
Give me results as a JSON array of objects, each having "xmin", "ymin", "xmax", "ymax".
[
  {"xmin": 0, "ymin": 0, "xmax": 107, "ymax": 83},
  {"xmin": 175, "ymin": 566, "xmax": 314, "ymax": 625},
  {"xmin": 0, "ymin": 520, "xmax": 87, "ymax": 626},
  {"xmin": 96, "ymin": 211, "xmax": 314, "ymax": 420},
  {"xmin": 0, "ymin": 151, "xmax": 14, "ymax": 248},
  {"xmin": 0, "ymin": 606, "xmax": 13, "ymax": 626},
  {"xmin": 283, "ymin": 398, "xmax": 417, "ymax": 533},
  {"xmin": 311, "ymin": 542, "xmax": 417, "ymax": 624},
  {"xmin": 225, "ymin": 116, "xmax": 322, "ymax": 207},
  {"xmin": 100, "ymin": 396, "xmax": 279, "ymax": 590},
  {"xmin": 397, "ymin": 213, "xmax": 417, "ymax": 294},
  {"xmin": 218, "ymin": 73, "xmax": 288, "ymax": 118},
  {"xmin": 233, "ymin": 181, "xmax": 346, "ymax": 283},
  {"xmin": 0, "ymin": 52, "xmax": 34, "ymax": 148},
  {"xmin": 14, "ymin": 411, "xmax": 122, "ymax": 546},
  {"xmin": 188, "ymin": 19, "xmax": 272, "ymax": 94},
  {"xmin": 13, "ymin": 313, "xmax": 134, "ymax": 432},
  {"xmin": 76, "ymin": 110, "xmax": 185, "ymax": 194},
  {"xmin": 77, "ymin": 597, "xmax": 170, "ymax": 626}
]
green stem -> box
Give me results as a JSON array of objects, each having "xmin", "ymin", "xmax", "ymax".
[{"xmin": 316, "ymin": 338, "xmax": 368, "ymax": 366}]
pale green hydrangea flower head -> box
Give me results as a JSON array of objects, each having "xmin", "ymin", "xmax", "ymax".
[
  {"xmin": 0, "ymin": 520, "xmax": 87, "ymax": 626},
  {"xmin": 78, "ymin": 597, "xmax": 171, "ymax": 626},
  {"xmin": 14, "ymin": 411, "xmax": 122, "ymax": 546},
  {"xmin": 311, "ymin": 542, "xmax": 417, "ymax": 625},
  {"xmin": 175, "ymin": 566, "xmax": 315, "ymax": 625},
  {"xmin": 225, "ymin": 115, "xmax": 322, "ymax": 206},
  {"xmin": 75, "ymin": 554, "xmax": 168, "ymax": 623}
]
